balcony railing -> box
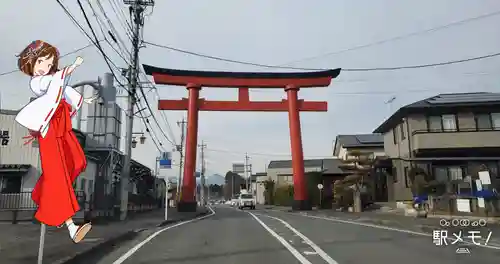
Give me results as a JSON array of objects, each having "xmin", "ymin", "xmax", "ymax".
[{"xmin": 411, "ymin": 128, "xmax": 500, "ymax": 151}]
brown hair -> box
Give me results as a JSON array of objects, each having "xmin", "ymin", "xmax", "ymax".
[{"xmin": 17, "ymin": 40, "xmax": 60, "ymax": 76}]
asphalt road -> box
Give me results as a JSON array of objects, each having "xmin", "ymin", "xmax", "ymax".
[{"xmin": 98, "ymin": 205, "xmax": 500, "ymax": 264}]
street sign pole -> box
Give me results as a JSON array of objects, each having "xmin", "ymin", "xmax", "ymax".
[
  {"xmin": 165, "ymin": 182, "xmax": 171, "ymax": 221},
  {"xmin": 317, "ymin": 183, "xmax": 324, "ymax": 209},
  {"xmin": 37, "ymin": 223, "xmax": 46, "ymax": 264}
]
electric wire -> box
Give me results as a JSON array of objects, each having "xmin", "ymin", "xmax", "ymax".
[
  {"xmin": 95, "ymin": 0, "xmax": 131, "ymax": 56},
  {"xmin": 86, "ymin": 0, "xmax": 129, "ymax": 64},
  {"xmin": 144, "ymin": 41, "xmax": 500, "ymax": 72},
  {"xmin": 281, "ymin": 9, "xmax": 500, "ymax": 67},
  {"xmin": 139, "ymin": 70, "xmax": 178, "ymax": 145},
  {"xmin": 0, "ymin": 42, "xmax": 101, "ymax": 77},
  {"xmin": 56, "ymin": 0, "xmax": 131, "ymax": 96}
]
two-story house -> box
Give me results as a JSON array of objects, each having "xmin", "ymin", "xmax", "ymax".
[
  {"xmin": 333, "ymin": 134, "xmax": 385, "ymax": 159},
  {"xmin": 333, "ymin": 134, "xmax": 390, "ymax": 202},
  {"xmin": 373, "ymin": 92, "xmax": 500, "ymax": 202},
  {"xmin": 267, "ymin": 159, "xmax": 324, "ymax": 186}
]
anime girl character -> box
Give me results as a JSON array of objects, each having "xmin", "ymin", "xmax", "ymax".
[{"xmin": 15, "ymin": 40, "xmax": 96, "ymax": 243}]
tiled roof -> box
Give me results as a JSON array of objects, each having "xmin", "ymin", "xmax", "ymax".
[
  {"xmin": 335, "ymin": 134, "xmax": 383, "ymax": 148},
  {"xmin": 267, "ymin": 158, "xmax": 350, "ymax": 175},
  {"xmin": 268, "ymin": 159, "xmax": 323, "ymax": 169},
  {"xmin": 373, "ymin": 92, "xmax": 500, "ymax": 133}
]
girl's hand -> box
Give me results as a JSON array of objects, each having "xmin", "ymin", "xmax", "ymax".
[
  {"xmin": 74, "ymin": 56, "xmax": 84, "ymax": 67},
  {"xmin": 22, "ymin": 130, "xmax": 40, "ymax": 145}
]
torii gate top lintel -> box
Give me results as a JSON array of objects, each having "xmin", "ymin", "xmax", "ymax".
[{"xmin": 143, "ymin": 64, "xmax": 341, "ymax": 88}]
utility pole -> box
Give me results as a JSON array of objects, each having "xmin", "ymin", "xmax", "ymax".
[
  {"xmin": 244, "ymin": 153, "xmax": 249, "ymax": 190},
  {"xmin": 120, "ymin": 0, "xmax": 154, "ymax": 221},
  {"xmin": 198, "ymin": 141, "xmax": 207, "ymax": 206},
  {"xmin": 176, "ymin": 118, "xmax": 187, "ymax": 200}
]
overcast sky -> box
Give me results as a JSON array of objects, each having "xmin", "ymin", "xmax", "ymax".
[{"xmin": 1, "ymin": 0, "xmax": 500, "ymax": 180}]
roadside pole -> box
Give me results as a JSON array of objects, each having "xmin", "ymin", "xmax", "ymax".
[
  {"xmin": 317, "ymin": 183, "xmax": 324, "ymax": 209},
  {"xmin": 37, "ymin": 224, "xmax": 46, "ymax": 264},
  {"xmin": 36, "ymin": 153, "xmax": 44, "ymax": 264},
  {"xmin": 165, "ymin": 182, "xmax": 171, "ymax": 220}
]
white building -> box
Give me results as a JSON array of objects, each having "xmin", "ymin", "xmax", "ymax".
[{"xmin": 0, "ymin": 109, "xmax": 98, "ymax": 220}]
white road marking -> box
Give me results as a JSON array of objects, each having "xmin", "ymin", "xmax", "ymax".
[
  {"xmin": 112, "ymin": 207, "xmax": 216, "ymax": 264},
  {"xmin": 303, "ymin": 251, "xmax": 318, "ymax": 255},
  {"xmin": 291, "ymin": 212, "xmax": 500, "ymax": 250},
  {"xmin": 256, "ymin": 213, "xmax": 339, "ymax": 264},
  {"xmin": 248, "ymin": 212, "xmax": 312, "ymax": 264}
]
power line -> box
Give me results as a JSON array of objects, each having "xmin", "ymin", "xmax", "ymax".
[
  {"xmin": 56, "ymin": 0, "xmax": 131, "ymax": 96},
  {"xmin": 281, "ymin": 10, "xmax": 500, "ymax": 67},
  {"xmin": 144, "ymin": 40, "xmax": 500, "ymax": 72},
  {"xmin": 0, "ymin": 42, "xmax": 100, "ymax": 77},
  {"xmin": 139, "ymin": 70, "xmax": 178, "ymax": 145},
  {"xmin": 138, "ymin": 86, "xmax": 176, "ymax": 145},
  {"xmin": 87, "ymin": 0, "xmax": 129, "ymax": 64},
  {"xmin": 205, "ymin": 148, "xmax": 330, "ymax": 158}
]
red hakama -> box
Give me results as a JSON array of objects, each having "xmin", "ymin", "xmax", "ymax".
[{"xmin": 31, "ymin": 99, "xmax": 87, "ymax": 226}]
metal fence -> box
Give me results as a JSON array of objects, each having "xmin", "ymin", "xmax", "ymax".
[
  {"xmin": 0, "ymin": 191, "xmax": 86, "ymax": 224},
  {"xmin": 428, "ymin": 195, "xmax": 500, "ymax": 217},
  {"xmin": 0, "ymin": 191, "xmax": 162, "ymax": 223}
]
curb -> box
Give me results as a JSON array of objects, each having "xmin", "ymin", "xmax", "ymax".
[
  {"xmin": 62, "ymin": 230, "xmax": 140, "ymax": 264},
  {"xmin": 62, "ymin": 208, "xmax": 210, "ymax": 264},
  {"xmin": 157, "ymin": 208, "xmax": 210, "ymax": 227}
]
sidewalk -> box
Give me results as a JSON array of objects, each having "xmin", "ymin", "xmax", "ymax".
[
  {"xmin": 0, "ymin": 207, "xmax": 209, "ymax": 264},
  {"xmin": 260, "ymin": 204, "xmax": 500, "ymax": 244}
]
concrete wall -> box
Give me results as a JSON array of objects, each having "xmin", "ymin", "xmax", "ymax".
[{"xmin": 253, "ymin": 175, "xmax": 268, "ymax": 204}]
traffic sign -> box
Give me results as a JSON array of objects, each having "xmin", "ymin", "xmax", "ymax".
[{"xmin": 317, "ymin": 184, "xmax": 323, "ymax": 190}]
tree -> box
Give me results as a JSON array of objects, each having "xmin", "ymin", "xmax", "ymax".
[
  {"xmin": 224, "ymin": 171, "xmax": 245, "ymax": 199},
  {"xmin": 263, "ymin": 178, "xmax": 275, "ymax": 205},
  {"xmin": 408, "ymin": 167, "xmax": 429, "ymax": 197},
  {"xmin": 337, "ymin": 150, "xmax": 375, "ymax": 212},
  {"xmin": 208, "ymin": 184, "xmax": 223, "ymax": 198}
]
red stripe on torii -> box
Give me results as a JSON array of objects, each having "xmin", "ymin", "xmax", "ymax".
[{"xmin": 143, "ymin": 65, "xmax": 341, "ymax": 211}]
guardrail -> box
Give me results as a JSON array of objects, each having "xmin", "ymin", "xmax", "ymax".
[
  {"xmin": 0, "ymin": 191, "xmax": 86, "ymax": 224},
  {"xmin": 0, "ymin": 191, "xmax": 164, "ymax": 223}
]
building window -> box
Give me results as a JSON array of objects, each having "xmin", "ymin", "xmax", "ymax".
[
  {"xmin": 428, "ymin": 116, "xmax": 442, "ymax": 131},
  {"xmin": 475, "ymin": 113, "xmax": 492, "ymax": 130},
  {"xmin": 404, "ymin": 167, "xmax": 410, "ymax": 188},
  {"xmin": 0, "ymin": 177, "xmax": 21, "ymax": 193},
  {"xmin": 400, "ymin": 123, "xmax": 406, "ymax": 140},
  {"xmin": 442, "ymin": 114, "xmax": 457, "ymax": 131},
  {"xmin": 392, "ymin": 129, "xmax": 397, "ymax": 144},
  {"xmin": 491, "ymin": 113, "xmax": 500, "ymax": 130},
  {"xmin": 449, "ymin": 167, "xmax": 463, "ymax": 181},
  {"xmin": 427, "ymin": 115, "xmax": 458, "ymax": 132},
  {"xmin": 433, "ymin": 166, "xmax": 465, "ymax": 182}
]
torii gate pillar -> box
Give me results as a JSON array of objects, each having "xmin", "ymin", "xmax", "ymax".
[
  {"xmin": 143, "ymin": 65, "xmax": 341, "ymax": 212},
  {"xmin": 285, "ymin": 84, "xmax": 308, "ymax": 209}
]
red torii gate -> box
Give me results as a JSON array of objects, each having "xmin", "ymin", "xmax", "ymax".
[{"xmin": 143, "ymin": 65, "xmax": 341, "ymax": 212}]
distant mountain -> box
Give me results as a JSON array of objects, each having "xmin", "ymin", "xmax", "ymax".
[{"xmin": 196, "ymin": 173, "xmax": 225, "ymax": 185}]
